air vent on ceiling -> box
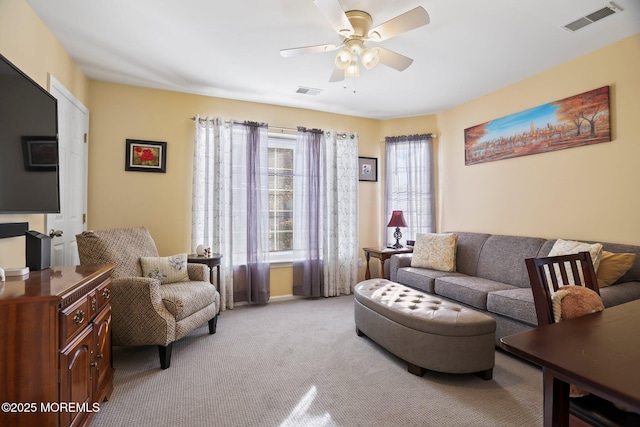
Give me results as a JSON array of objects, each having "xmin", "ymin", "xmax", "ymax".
[
  {"xmin": 296, "ymin": 87, "xmax": 322, "ymax": 96},
  {"xmin": 564, "ymin": 2, "xmax": 622, "ymax": 32}
]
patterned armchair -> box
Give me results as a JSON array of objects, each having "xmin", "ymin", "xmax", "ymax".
[{"xmin": 76, "ymin": 227, "xmax": 220, "ymax": 369}]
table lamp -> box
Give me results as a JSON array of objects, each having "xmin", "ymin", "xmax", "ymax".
[{"xmin": 387, "ymin": 210, "xmax": 408, "ymax": 249}]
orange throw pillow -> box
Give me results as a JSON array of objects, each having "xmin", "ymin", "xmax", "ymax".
[{"xmin": 596, "ymin": 251, "xmax": 636, "ymax": 288}]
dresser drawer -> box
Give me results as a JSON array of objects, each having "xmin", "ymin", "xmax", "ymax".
[
  {"xmin": 96, "ymin": 279, "xmax": 112, "ymax": 312},
  {"xmin": 60, "ymin": 295, "xmax": 91, "ymax": 347}
]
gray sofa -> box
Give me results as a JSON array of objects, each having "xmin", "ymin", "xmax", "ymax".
[{"xmin": 389, "ymin": 232, "xmax": 640, "ymax": 345}]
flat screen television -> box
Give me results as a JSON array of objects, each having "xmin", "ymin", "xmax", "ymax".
[{"xmin": 0, "ymin": 53, "xmax": 60, "ymax": 214}]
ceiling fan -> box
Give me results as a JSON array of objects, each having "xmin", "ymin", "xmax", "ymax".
[{"xmin": 280, "ymin": 0, "xmax": 430, "ymax": 82}]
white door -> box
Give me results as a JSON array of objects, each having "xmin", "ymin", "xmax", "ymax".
[{"xmin": 46, "ymin": 76, "xmax": 89, "ymax": 266}]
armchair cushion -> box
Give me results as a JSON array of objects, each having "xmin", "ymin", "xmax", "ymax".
[
  {"xmin": 160, "ymin": 281, "xmax": 218, "ymax": 321},
  {"xmin": 140, "ymin": 253, "xmax": 190, "ymax": 284}
]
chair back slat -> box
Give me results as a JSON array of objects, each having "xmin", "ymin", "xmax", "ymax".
[{"xmin": 525, "ymin": 251, "xmax": 599, "ymax": 326}]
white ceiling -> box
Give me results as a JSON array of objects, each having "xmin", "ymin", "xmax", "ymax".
[{"xmin": 26, "ymin": 0, "xmax": 640, "ymax": 120}]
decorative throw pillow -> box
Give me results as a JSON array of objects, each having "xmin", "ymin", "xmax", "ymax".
[
  {"xmin": 547, "ymin": 239, "xmax": 603, "ymax": 286},
  {"xmin": 411, "ymin": 233, "xmax": 458, "ymax": 272},
  {"xmin": 596, "ymin": 251, "xmax": 636, "ymax": 288},
  {"xmin": 140, "ymin": 253, "xmax": 189, "ymax": 284}
]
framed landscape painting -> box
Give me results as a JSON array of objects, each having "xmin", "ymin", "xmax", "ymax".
[{"xmin": 464, "ymin": 86, "xmax": 611, "ymax": 165}]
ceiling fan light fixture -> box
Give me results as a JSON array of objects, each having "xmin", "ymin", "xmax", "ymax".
[
  {"xmin": 345, "ymin": 58, "xmax": 360, "ymax": 77},
  {"xmin": 334, "ymin": 47, "xmax": 352, "ymax": 69},
  {"xmin": 282, "ymin": 3, "xmax": 431, "ymax": 82},
  {"xmin": 361, "ymin": 47, "xmax": 380, "ymax": 70}
]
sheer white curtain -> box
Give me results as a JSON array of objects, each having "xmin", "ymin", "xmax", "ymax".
[
  {"xmin": 192, "ymin": 116, "xmax": 233, "ymax": 310},
  {"xmin": 192, "ymin": 116, "xmax": 271, "ymax": 309},
  {"xmin": 293, "ymin": 129, "xmax": 359, "ymax": 297},
  {"xmin": 384, "ymin": 134, "xmax": 436, "ymax": 245},
  {"xmin": 325, "ymin": 130, "xmax": 359, "ymax": 296}
]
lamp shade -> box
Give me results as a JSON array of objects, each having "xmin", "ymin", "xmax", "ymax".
[
  {"xmin": 345, "ymin": 57, "xmax": 360, "ymax": 77},
  {"xmin": 387, "ymin": 210, "xmax": 407, "ymax": 228},
  {"xmin": 334, "ymin": 48, "xmax": 352, "ymax": 70},
  {"xmin": 361, "ymin": 48, "xmax": 380, "ymax": 70}
]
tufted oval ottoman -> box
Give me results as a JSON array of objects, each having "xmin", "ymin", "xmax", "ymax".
[{"xmin": 354, "ymin": 279, "xmax": 496, "ymax": 379}]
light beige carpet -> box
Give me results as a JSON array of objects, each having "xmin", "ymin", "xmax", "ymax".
[{"xmin": 92, "ymin": 295, "xmax": 542, "ymax": 426}]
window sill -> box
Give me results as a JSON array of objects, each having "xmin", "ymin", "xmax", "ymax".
[{"xmin": 270, "ymin": 261, "xmax": 293, "ymax": 269}]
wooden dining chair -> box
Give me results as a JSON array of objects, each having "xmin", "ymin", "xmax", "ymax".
[
  {"xmin": 526, "ymin": 251, "xmax": 640, "ymax": 427},
  {"xmin": 525, "ymin": 251, "xmax": 599, "ymax": 327}
]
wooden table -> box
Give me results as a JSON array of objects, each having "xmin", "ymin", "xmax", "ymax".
[
  {"xmin": 501, "ymin": 299, "xmax": 640, "ymax": 427},
  {"xmin": 188, "ymin": 254, "xmax": 223, "ymax": 290},
  {"xmin": 362, "ymin": 247, "xmax": 413, "ymax": 280}
]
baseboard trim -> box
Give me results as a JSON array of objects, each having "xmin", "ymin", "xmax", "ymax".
[
  {"xmin": 270, "ymin": 294, "xmax": 303, "ymax": 303},
  {"xmin": 231, "ymin": 295, "xmax": 302, "ymax": 307}
]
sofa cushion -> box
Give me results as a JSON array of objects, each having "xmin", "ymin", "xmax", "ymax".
[
  {"xmin": 140, "ymin": 253, "xmax": 190, "ymax": 284},
  {"xmin": 434, "ymin": 276, "xmax": 518, "ymax": 310},
  {"xmin": 476, "ymin": 235, "xmax": 547, "ymax": 288},
  {"xmin": 448, "ymin": 232, "xmax": 492, "ymax": 276},
  {"xmin": 397, "ymin": 267, "xmax": 465, "ymax": 294},
  {"xmin": 486, "ymin": 288, "xmax": 538, "ymax": 326},
  {"xmin": 411, "ymin": 233, "xmax": 458, "ymax": 272},
  {"xmin": 599, "ymin": 281, "xmax": 640, "ymax": 307}
]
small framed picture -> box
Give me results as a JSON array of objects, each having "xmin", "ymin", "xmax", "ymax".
[
  {"xmin": 22, "ymin": 136, "xmax": 58, "ymax": 171},
  {"xmin": 358, "ymin": 156, "xmax": 377, "ymax": 182},
  {"xmin": 125, "ymin": 139, "xmax": 167, "ymax": 173}
]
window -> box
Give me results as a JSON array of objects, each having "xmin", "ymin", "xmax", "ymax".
[
  {"xmin": 385, "ymin": 135, "xmax": 436, "ymax": 245},
  {"xmin": 268, "ymin": 135, "xmax": 295, "ymax": 260}
]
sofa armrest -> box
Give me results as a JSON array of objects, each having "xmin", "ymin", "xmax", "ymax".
[
  {"xmin": 111, "ymin": 276, "xmax": 176, "ymax": 346},
  {"xmin": 390, "ymin": 254, "xmax": 413, "ymax": 282}
]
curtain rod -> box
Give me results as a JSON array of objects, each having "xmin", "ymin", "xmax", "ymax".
[
  {"xmin": 379, "ymin": 133, "xmax": 437, "ymax": 142},
  {"xmin": 191, "ymin": 117, "xmax": 297, "ymax": 134},
  {"xmin": 190, "ymin": 117, "xmax": 355, "ymax": 138}
]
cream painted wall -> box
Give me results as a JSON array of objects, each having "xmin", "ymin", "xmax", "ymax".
[
  {"xmin": 4, "ymin": 0, "xmax": 639, "ymax": 294},
  {"xmin": 436, "ymin": 34, "xmax": 640, "ymax": 245},
  {"xmin": 87, "ymin": 82, "xmax": 385, "ymax": 292},
  {"xmin": 0, "ymin": 0, "xmax": 89, "ymax": 268}
]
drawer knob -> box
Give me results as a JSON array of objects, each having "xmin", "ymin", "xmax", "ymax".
[
  {"xmin": 73, "ymin": 310, "xmax": 85, "ymax": 325},
  {"xmin": 102, "ymin": 288, "xmax": 111, "ymax": 299}
]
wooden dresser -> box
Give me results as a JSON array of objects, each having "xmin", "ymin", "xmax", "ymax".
[{"xmin": 0, "ymin": 264, "xmax": 115, "ymax": 427}]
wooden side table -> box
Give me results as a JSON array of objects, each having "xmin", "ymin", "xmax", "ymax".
[
  {"xmin": 188, "ymin": 254, "xmax": 223, "ymax": 290},
  {"xmin": 362, "ymin": 247, "xmax": 413, "ymax": 280}
]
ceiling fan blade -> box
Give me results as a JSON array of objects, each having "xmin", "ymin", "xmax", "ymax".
[
  {"xmin": 280, "ymin": 43, "xmax": 339, "ymax": 58},
  {"xmin": 329, "ymin": 66, "xmax": 345, "ymax": 82},
  {"xmin": 313, "ymin": 0, "xmax": 354, "ymax": 36},
  {"xmin": 368, "ymin": 6, "xmax": 430, "ymax": 41},
  {"xmin": 377, "ymin": 47, "xmax": 414, "ymax": 71}
]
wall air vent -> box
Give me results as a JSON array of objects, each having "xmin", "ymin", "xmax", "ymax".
[
  {"xmin": 296, "ymin": 87, "xmax": 322, "ymax": 96},
  {"xmin": 564, "ymin": 2, "xmax": 622, "ymax": 32}
]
